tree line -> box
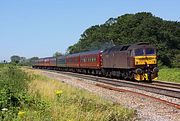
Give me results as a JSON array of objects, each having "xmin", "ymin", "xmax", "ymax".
[
  {"xmin": 67, "ymin": 12, "xmax": 180, "ymax": 68},
  {"xmin": 9, "ymin": 51, "xmax": 63, "ymax": 66}
]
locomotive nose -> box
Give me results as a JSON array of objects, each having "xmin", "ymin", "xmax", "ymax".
[{"xmin": 135, "ymin": 56, "xmax": 157, "ymax": 65}]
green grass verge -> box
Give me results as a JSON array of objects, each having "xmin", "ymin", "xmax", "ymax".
[
  {"xmin": 0, "ymin": 64, "xmax": 35, "ymax": 121},
  {"xmin": 25, "ymin": 69, "xmax": 136, "ymax": 121},
  {"xmin": 0, "ymin": 65, "xmax": 136, "ymax": 121},
  {"xmin": 158, "ymin": 68, "xmax": 180, "ymax": 83}
]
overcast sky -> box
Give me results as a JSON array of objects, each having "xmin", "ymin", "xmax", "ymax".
[{"xmin": 0, "ymin": 0, "xmax": 179, "ymax": 61}]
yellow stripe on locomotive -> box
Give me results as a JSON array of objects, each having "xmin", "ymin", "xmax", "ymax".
[{"xmin": 135, "ymin": 55, "xmax": 157, "ymax": 65}]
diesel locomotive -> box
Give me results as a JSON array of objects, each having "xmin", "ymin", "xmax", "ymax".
[{"xmin": 32, "ymin": 42, "xmax": 159, "ymax": 81}]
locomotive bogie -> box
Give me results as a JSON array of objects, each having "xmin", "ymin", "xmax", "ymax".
[{"xmin": 134, "ymin": 73, "xmax": 158, "ymax": 81}]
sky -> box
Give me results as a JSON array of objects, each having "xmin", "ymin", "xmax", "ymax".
[{"xmin": 0, "ymin": 0, "xmax": 179, "ymax": 61}]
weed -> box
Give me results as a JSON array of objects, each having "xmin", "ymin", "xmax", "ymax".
[{"xmin": 26, "ymin": 70, "xmax": 136, "ymax": 121}]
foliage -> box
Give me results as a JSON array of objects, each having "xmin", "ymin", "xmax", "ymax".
[
  {"xmin": 0, "ymin": 65, "xmax": 29, "ymax": 120},
  {"xmin": 158, "ymin": 68, "xmax": 180, "ymax": 83},
  {"xmin": 11, "ymin": 56, "xmax": 39, "ymax": 66},
  {"xmin": 53, "ymin": 51, "xmax": 63, "ymax": 57},
  {"xmin": 10, "ymin": 55, "xmax": 21, "ymax": 64},
  {"xmin": 0, "ymin": 65, "xmax": 48, "ymax": 121},
  {"xmin": 67, "ymin": 12, "xmax": 180, "ymax": 68},
  {"xmin": 25, "ymin": 69, "xmax": 136, "ymax": 121},
  {"xmin": 172, "ymin": 54, "xmax": 180, "ymax": 68},
  {"xmin": 25, "ymin": 57, "xmax": 39, "ymax": 66}
]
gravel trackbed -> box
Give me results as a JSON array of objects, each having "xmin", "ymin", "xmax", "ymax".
[{"xmin": 39, "ymin": 70, "xmax": 180, "ymax": 121}]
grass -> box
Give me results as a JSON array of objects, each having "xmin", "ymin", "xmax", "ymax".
[
  {"xmin": 1, "ymin": 64, "xmax": 179, "ymax": 120},
  {"xmin": 24, "ymin": 68, "xmax": 136, "ymax": 121},
  {"xmin": 0, "ymin": 65, "xmax": 136, "ymax": 121},
  {"xmin": 0, "ymin": 64, "xmax": 33, "ymax": 121},
  {"xmin": 158, "ymin": 68, "xmax": 180, "ymax": 83}
]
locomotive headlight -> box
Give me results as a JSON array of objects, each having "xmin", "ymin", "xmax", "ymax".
[
  {"xmin": 136, "ymin": 68, "xmax": 143, "ymax": 74},
  {"xmin": 153, "ymin": 67, "xmax": 159, "ymax": 73}
]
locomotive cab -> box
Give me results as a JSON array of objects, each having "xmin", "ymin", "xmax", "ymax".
[
  {"xmin": 134, "ymin": 48, "xmax": 156, "ymax": 65},
  {"xmin": 129, "ymin": 43, "xmax": 159, "ymax": 81}
]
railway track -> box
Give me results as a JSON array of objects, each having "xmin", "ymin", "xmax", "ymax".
[
  {"xmin": 36, "ymin": 68, "xmax": 180, "ymax": 109},
  {"xmin": 50, "ymin": 70, "xmax": 180, "ymax": 99},
  {"xmin": 151, "ymin": 81, "xmax": 180, "ymax": 90}
]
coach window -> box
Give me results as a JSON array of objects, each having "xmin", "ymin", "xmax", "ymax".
[{"xmin": 94, "ymin": 58, "xmax": 96, "ymax": 62}]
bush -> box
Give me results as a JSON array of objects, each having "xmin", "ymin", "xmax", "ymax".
[{"xmin": 0, "ymin": 65, "xmax": 47, "ymax": 120}]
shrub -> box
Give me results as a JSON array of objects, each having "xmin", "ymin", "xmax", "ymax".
[{"xmin": 0, "ymin": 65, "xmax": 48, "ymax": 120}]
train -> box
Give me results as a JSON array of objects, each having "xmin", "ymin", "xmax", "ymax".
[{"xmin": 32, "ymin": 42, "xmax": 159, "ymax": 81}]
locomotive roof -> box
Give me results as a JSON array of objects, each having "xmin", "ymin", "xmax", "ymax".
[
  {"xmin": 103, "ymin": 42, "xmax": 155, "ymax": 53},
  {"xmin": 103, "ymin": 44, "xmax": 131, "ymax": 53}
]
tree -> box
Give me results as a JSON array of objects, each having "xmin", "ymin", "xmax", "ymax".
[
  {"xmin": 20, "ymin": 57, "xmax": 26, "ymax": 63},
  {"xmin": 3, "ymin": 60, "xmax": 7, "ymax": 63},
  {"xmin": 67, "ymin": 12, "xmax": 180, "ymax": 67},
  {"xmin": 29, "ymin": 57, "xmax": 39, "ymax": 61},
  {"xmin": 27, "ymin": 57, "xmax": 39, "ymax": 66},
  {"xmin": 53, "ymin": 51, "xmax": 63, "ymax": 57},
  {"xmin": 172, "ymin": 53, "xmax": 180, "ymax": 68},
  {"xmin": 10, "ymin": 55, "xmax": 21, "ymax": 64},
  {"xmin": 18, "ymin": 57, "xmax": 33, "ymax": 66}
]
